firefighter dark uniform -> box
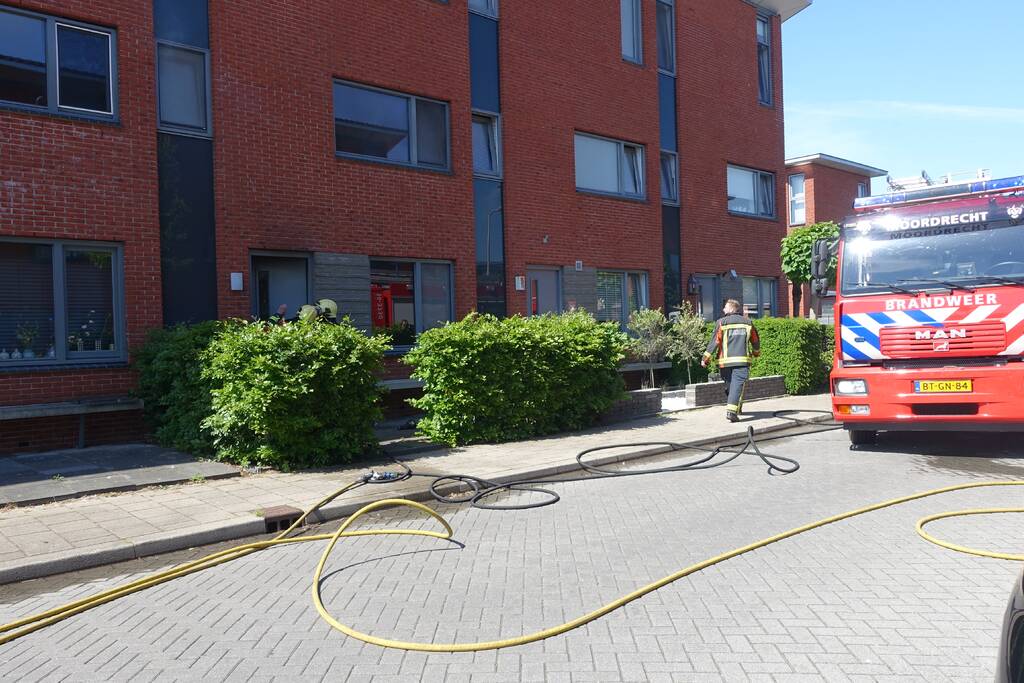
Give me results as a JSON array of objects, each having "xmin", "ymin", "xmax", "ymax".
[{"xmin": 702, "ymin": 314, "xmax": 760, "ymax": 421}]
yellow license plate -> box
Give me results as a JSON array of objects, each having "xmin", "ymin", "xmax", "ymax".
[{"xmin": 913, "ymin": 380, "xmax": 973, "ymax": 393}]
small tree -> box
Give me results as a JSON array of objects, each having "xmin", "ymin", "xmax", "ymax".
[
  {"xmin": 666, "ymin": 302, "xmax": 707, "ymax": 385},
  {"xmin": 627, "ymin": 308, "xmax": 671, "ymax": 388},
  {"xmin": 780, "ymin": 221, "xmax": 839, "ymax": 317}
]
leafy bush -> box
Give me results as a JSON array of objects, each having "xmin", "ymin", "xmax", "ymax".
[
  {"xmin": 627, "ymin": 308, "xmax": 671, "ymax": 388},
  {"xmin": 201, "ymin": 319, "xmax": 389, "ymax": 470},
  {"xmin": 748, "ymin": 317, "xmax": 832, "ymax": 394},
  {"xmin": 671, "ymin": 318, "xmax": 833, "ymax": 394},
  {"xmin": 405, "ymin": 311, "xmax": 628, "ymax": 446},
  {"xmin": 133, "ymin": 321, "xmax": 222, "ymax": 456}
]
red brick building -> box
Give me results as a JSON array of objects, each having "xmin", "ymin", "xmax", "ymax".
[
  {"xmin": 784, "ymin": 153, "xmax": 887, "ymax": 317},
  {"xmin": 0, "ymin": 0, "xmax": 809, "ymax": 453}
]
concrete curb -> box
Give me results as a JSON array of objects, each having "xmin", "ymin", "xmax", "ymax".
[
  {"xmin": 0, "ymin": 415, "xmax": 833, "ymax": 585},
  {"xmin": 3, "ymin": 470, "xmax": 241, "ymax": 509}
]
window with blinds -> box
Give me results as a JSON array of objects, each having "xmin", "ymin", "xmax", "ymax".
[
  {"xmin": 0, "ymin": 240, "xmax": 123, "ymax": 366},
  {"xmin": 597, "ymin": 270, "xmax": 648, "ymax": 327},
  {"xmin": 0, "ymin": 243, "xmax": 55, "ymax": 360}
]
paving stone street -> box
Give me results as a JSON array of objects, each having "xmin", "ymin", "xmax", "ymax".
[{"xmin": 2, "ymin": 426, "xmax": 1023, "ymax": 682}]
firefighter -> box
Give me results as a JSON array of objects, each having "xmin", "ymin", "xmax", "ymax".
[
  {"xmin": 701, "ymin": 299, "xmax": 760, "ymax": 423},
  {"xmin": 296, "ymin": 299, "xmax": 339, "ymax": 323}
]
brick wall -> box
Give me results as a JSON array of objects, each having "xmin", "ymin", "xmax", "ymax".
[
  {"xmin": 0, "ymin": 0, "xmax": 793, "ymax": 452},
  {"xmin": 800, "ymin": 163, "xmax": 871, "ymax": 225},
  {"xmin": 0, "ymin": 410, "xmax": 146, "ymax": 454},
  {"xmin": 677, "ymin": 1, "xmax": 789, "ymax": 317},
  {"xmin": 209, "ymin": 0, "xmax": 477, "ymax": 322},
  {"xmin": 501, "ymin": 2, "xmax": 663, "ymax": 316},
  {"xmin": 686, "ymin": 374, "xmax": 787, "ymax": 407},
  {"xmin": 0, "ymin": 1, "xmax": 160, "ymax": 412},
  {"xmin": 786, "ymin": 161, "xmax": 873, "ymax": 315}
]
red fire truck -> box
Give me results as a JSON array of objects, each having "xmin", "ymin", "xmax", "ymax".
[{"xmin": 813, "ymin": 175, "xmax": 1024, "ymax": 445}]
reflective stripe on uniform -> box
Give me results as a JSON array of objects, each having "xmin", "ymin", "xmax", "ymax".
[{"xmin": 726, "ymin": 404, "xmax": 740, "ymax": 412}]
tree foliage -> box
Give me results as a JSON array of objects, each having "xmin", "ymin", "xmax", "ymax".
[{"xmin": 780, "ymin": 221, "xmax": 840, "ymax": 287}]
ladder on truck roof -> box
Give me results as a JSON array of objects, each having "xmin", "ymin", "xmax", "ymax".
[{"xmin": 855, "ymin": 173, "xmax": 1024, "ymax": 212}]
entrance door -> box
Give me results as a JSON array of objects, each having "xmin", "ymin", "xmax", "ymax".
[
  {"xmin": 527, "ymin": 269, "xmax": 560, "ymax": 316},
  {"xmin": 252, "ymin": 255, "xmax": 309, "ymax": 319},
  {"xmin": 695, "ymin": 275, "xmax": 720, "ymax": 321}
]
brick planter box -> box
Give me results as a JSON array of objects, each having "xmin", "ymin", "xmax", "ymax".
[
  {"xmin": 684, "ymin": 375, "xmax": 787, "ymax": 408},
  {"xmin": 598, "ymin": 388, "xmax": 663, "ymax": 424}
]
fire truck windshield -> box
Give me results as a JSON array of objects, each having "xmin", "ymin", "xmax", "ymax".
[{"xmin": 841, "ymin": 221, "xmax": 1024, "ymax": 295}]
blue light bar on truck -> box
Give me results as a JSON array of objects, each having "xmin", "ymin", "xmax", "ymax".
[{"xmin": 854, "ymin": 174, "xmax": 1024, "ymax": 210}]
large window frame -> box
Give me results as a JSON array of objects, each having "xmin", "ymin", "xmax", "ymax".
[
  {"xmin": 370, "ymin": 258, "xmax": 455, "ymax": 348},
  {"xmin": 468, "ymin": 0, "xmax": 498, "ymax": 18},
  {"xmin": 660, "ymin": 150, "xmax": 679, "ymax": 205},
  {"xmin": 743, "ymin": 276, "xmax": 777, "ymax": 319},
  {"xmin": 756, "ymin": 14, "xmax": 773, "ymax": 106},
  {"xmin": 656, "ymin": 0, "xmax": 675, "ymax": 75},
  {"xmin": 727, "ymin": 164, "xmax": 776, "ymax": 219},
  {"xmin": 596, "ymin": 269, "xmax": 649, "ymax": 328},
  {"xmin": 574, "ymin": 132, "xmax": 646, "ymax": 200},
  {"xmin": 156, "ymin": 39, "xmax": 212, "ymax": 137},
  {"xmin": 788, "ymin": 173, "xmax": 806, "ymax": 225},
  {"xmin": 0, "ymin": 6, "xmax": 118, "ymax": 120},
  {"xmin": 472, "ymin": 110, "xmax": 502, "ymax": 178},
  {"xmin": 620, "ymin": 0, "xmax": 642, "ymax": 64},
  {"xmin": 0, "ymin": 238, "xmax": 126, "ymax": 368},
  {"xmin": 333, "ymin": 80, "xmax": 451, "ymax": 172}
]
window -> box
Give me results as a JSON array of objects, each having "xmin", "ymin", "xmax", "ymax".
[
  {"xmin": 0, "ymin": 240, "xmax": 124, "ymax": 366},
  {"xmin": 472, "ymin": 112, "xmax": 500, "ymax": 177},
  {"xmin": 788, "ymin": 173, "xmax": 806, "ymax": 225},
  {"xmin": 756, "ymin": 15, "xmax": 772, "ymax": 105},
  {"xmin": 575, "ymin": 133, "xmax": 645, "ymax": 199},
  {"xmin": 157, "ymin": 42, "xmax": 210, "ymax": 134},
  {"xmin": 857, "ymin": 181, "xmax": 869, "ymax": 198},
  {"xmin": 728, "ymin": 165, "xmax": 775, "ymax": 218},
  {"xmin": 251, "ymin": 254, "xmax": 309, "ymax": 320},
  {"xmin": 334, "ymin": 81, "xmax": 449, "ymax": 170},
  {"xmin": 656, "ymin": 0, "xmax": 674, "ymax": 74},
  {"xmin": 620, "ymin": 0, "xmax": 642, "ymax": 64},
  {"xmin": 660, "ymin": 151, "xmax": 678, "ymax": 204},
  {"xmin": 0, "ymin": 7, "xmax": 116, "ymax": 118},
  {"xmin": 468, "ymin": 0, "xmax": 498, "ymax": 17},
  {"xmin": 596, "ymin": 270, "xmax": 648, "ymax": 327},
  {"xmin": 370, "ymin": 260, "xmax": 453, "ymax": 345},
  {"xmin": 742, "ymin": 277, "xmax": 777, "ymax": 318},
  {"xmin": 695, "ymin": 275, "xmax": 720, "ymax": 321}
]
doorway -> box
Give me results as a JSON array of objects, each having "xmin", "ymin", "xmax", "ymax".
[
  {"xmin": 252, "ymin": 255, "xmax": 310, "ymax": 320},
  {"xmin": 527, "ymin": 268, "xmax": 561, "ymax": 316}
]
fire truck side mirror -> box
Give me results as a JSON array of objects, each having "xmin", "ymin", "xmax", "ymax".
[
  {"xmin": 811, "ymin": 239, "xmax": 831, "ymax": 296},
  {"xmin": 811, "ymin": 239, "xmax": 830, "ymax": 280}
]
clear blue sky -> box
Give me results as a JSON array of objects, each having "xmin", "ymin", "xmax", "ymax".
[{"xmin": 783, "ymin": 1, "xmax": 1024, "ymax": 193}]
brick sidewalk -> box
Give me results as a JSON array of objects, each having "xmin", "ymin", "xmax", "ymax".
[{"xmin": 0, "ymin": 394, "xmax": 832, "ymax": 584}]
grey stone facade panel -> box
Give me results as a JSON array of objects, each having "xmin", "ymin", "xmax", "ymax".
[{"xmin": 313, "ymin": 252, "xmax": 370, "ymax": 330}]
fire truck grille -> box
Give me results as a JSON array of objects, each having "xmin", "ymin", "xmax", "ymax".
[{"xmin": 879, "ymin": 321, "xmax": 1007, "ymax": 358}]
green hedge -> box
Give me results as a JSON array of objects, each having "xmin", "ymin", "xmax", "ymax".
[
  {"xmin": 133, "ymin": 321, "xmax": 221, "ymax": 456},
  {"xmin": 669, "ymin": 318, "xmax": 833, "ymax": 395},
  {"xmin": 747, "ymin": 318, "xmax": 832, "ymax": 394},
  {"xmin": 134, "ymin": 319, "xmax": 388, "ymax": 470},
  {"xmin": 405, "ymin": 311, "xmax": 628, "ymax": 446},
  {"xmin": 201, "ymin": 319, "xmax": 389, "ymax": 470}
]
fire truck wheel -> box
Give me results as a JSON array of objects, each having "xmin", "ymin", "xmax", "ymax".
[{"xmin": 848, "ymin": 429, "xmax": 878, "ymax": 446}]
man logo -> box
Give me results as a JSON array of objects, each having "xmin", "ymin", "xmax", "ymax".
[
  {"xmin": 933, "ymin": 340, "xmax": 950, "ymax": 352},
  {"xmin": 914, "ymin": 328, "xmax": 967, "ymax": 340}
]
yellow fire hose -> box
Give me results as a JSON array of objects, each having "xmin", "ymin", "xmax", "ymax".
[{"xmin": 1, "ymin": 480, "xmax": 1022, "ymax": 652}]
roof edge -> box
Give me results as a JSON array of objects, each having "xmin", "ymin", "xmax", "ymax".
[
  {"xmin": 747, "ymin": 0, "xmax": 812, "ymax": 22},
  {"xmin": 785, "ymin": 153, "xmax": 888, "ymax": 177}
]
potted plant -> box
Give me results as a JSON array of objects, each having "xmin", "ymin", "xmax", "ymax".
[{"xmin": 16, "ymin": 322, "xmax": 38, "ymax": 359}]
